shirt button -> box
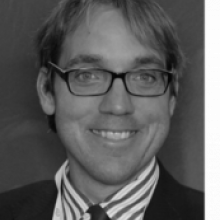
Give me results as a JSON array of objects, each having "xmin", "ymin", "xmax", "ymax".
[
  {"xmin": 83, "ymin": 213, "xmax": 91, "ymax": 220},
  {"xmin": 56, "ymin": 208, "xmax": 60, "ymax": 217}
]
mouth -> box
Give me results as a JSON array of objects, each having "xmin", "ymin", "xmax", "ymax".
[{"xmin": 90, "ymin": 129, "xmax": 137, "ymax": 141}]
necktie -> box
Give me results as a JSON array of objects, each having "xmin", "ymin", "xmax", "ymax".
[{"xmin": 87, "ymin": 204, "xmax": 110, "ymax": 220}]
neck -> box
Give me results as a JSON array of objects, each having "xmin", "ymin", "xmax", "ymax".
[{"xmin": 68, "ymin": 161, "xmax": 125, "ymax": 203}]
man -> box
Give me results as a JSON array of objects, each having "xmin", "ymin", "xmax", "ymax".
[{"xmin": 0, "ymin": 0, "xmax": 203, "ymax": 219}]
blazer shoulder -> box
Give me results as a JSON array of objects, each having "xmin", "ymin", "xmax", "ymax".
[
  {"xmin": 159, "ymin": 163, "xmax": 204, "ymax": 219},
  {"xmin": 0, "ymin": 180, "xmax": 56, "ymax": 220},
  {"xmin": 178, "ymin": 184, "xmax": 204, "ymax": 219}
]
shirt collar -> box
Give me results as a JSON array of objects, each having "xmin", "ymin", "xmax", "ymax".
[{"xmin": 53, "ymin": 157, "xmax": 159, "ymax": 220}]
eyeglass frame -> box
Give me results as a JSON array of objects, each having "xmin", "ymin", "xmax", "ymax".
[{"xmin": 47, "ymin": 61, "xmax": 174, "ymax": 97}]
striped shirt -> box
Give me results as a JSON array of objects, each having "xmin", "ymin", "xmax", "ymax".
[{"xmin": 53, "ymin": 157, "xmax": 159, "ymax": 220}]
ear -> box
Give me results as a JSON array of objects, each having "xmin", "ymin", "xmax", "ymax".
[
  {"xmin": 37, "ymin": 67, "xmax": 55, "ymax": 115},
  {"xmin": 169, "ymin": 95, "xmax": 176, "ymax": 116}
]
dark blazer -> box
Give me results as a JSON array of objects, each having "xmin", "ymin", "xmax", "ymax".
[{"xmin": 0, "ymin": 162, "xmax": 204, "ymax": 220}]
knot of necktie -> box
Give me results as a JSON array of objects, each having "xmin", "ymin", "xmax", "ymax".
[{"xmin": 87, "ymin": 204, "xmax": 110, "ymax": 220}]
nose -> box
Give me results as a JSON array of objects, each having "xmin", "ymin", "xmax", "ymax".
[{"xmin": 99, "ymin": 79, "xmax": 135, "ymax": 115}]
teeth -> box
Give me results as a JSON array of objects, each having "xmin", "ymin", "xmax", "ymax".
[{"xmin": 92, "ymin": 130, "xmax": 134, "ymax": 140}]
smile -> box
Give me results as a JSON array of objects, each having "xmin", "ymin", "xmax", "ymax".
[{"xmin": 91, "ymin": 129, "xmax": 136, "ymax": 140}]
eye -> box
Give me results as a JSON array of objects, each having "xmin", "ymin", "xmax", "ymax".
[
  {"xmin": 69, "ymin": 69, "xmax": 104, "ymax": 84},
  {"xmin": 75, "ymin": 71, "xmax": 97, "ymax": 81},
  {"xmin": 131, "ymin": 70, "xmax": 157, "ymax": 84},
  {"xmin": 138, "ymin": 73, "xmax": 155, "ymax": 83}
]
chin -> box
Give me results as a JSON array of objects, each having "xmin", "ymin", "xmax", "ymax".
[
  {"xmin": 93, "ymin": 172, "xmax": 133, "ymax": 186},
  {"xmin": 86, "ymin": 159, "xmax": 141, "ymax": 186}
]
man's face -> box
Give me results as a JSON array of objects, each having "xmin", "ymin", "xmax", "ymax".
[{"xmin": 39, "ymin": 7, "xmax": 175, "ymax": 186}]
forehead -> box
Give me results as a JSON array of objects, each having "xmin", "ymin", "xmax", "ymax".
[{"xmin": 59, "ymin": 6, "xmax": 164, "ymax": 69}]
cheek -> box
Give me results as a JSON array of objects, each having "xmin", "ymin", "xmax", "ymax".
[
  {"xmin": 54, "ymin": 79, "xmax": 95, "ymax": 121},
  {"xmin": 142, "ymin": 97, "xmax": 170, "ymax": 148},
  {"xmin": 134, "ymin": 96, "xmax": 171, "ymax": 151},
  {"xmin": 134, "ymin": 95, "xmax": 171, "ymax": 126},
  {"xmin": 55, "ymin": 97, "xmax": 96, "ymax": 134},
  {"xmin": 53, "ymin": 83, "xmax": 98, "ymax": 142},
  {"xmin": 54, "ymin": 94, "xmax": 98, "ymax": 158}
]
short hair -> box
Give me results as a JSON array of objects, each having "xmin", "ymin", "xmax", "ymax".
[{"xmin": 36, "ymin": 0, "xmax": 185, "ymax": 132}]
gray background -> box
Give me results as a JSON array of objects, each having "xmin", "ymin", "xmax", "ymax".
[{"xmin": 0, "ymin": 0, "xmax": 204, "ymax": 192}]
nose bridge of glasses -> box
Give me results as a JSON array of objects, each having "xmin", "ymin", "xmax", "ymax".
[{"xmin": 107, "ymin": 71, "xmax": 129, "ymax": 92}]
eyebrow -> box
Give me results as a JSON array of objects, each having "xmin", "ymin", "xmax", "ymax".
[
  {"xmin": 134, "ymin": 56, "xmax": 164, "ymax": 68},
  {"xmin": 64, "ymin": 54, "xmax": 103, "ymax": 69}
]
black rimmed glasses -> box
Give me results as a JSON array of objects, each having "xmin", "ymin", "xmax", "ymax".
[{"xmin": 48, "ymin": 61, "xmax": 173, "ymax": 97}]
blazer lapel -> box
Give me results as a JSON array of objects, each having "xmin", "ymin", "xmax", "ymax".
[
  {"xmin": 29, "ymin": 198, "xmax": 56, "ymax": 220},
  {"xmin": 16, "ymin": 181, "xmax": 57, "ymax": 220},
  {"xmin": 143, "ymin": 161, "xmax": 182, "ymax": 220},
  {"xmin": 143, "ymin": 184, "xmax": 182, "ymax": 220}
]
